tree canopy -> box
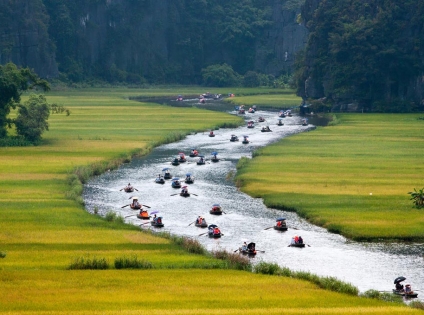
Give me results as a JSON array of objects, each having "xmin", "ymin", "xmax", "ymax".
[{"xmin": 0, "ymin": 63, "xmax": 49, "ymax": 138}]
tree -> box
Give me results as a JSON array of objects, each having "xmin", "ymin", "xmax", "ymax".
[
  {"xmin": 0, "ymin": 63, "xmax": 49, "ymax": 138},
  {"xmin": 201, "ymin": 64, "xmax": 240, "ymax": 87},
  {"xmin": 243, "ymin": 71, "xmax": 260, "ymax": 87},
  {"xmin": 408, "ymin": 188, "xmax": 424, "ymax": 209},
  {"xmin": 14, "ymin": 94, "xmax": 50, "ymax": 143}
]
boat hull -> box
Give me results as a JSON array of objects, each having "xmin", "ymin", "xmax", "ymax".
[
  {"xmin": 208, "ymin": 233, "xmax": 221, "ymax": 238},
  {"xmin": 137, "ymin": 214, "xmax": 150, "ymax": 220},
  {"xmin": 289, "ymin": 243, "xmax": 305, "ymax": 248},
  {"xmin": 195, "ymin": 222, "xmax": 208, "ymax": 228},
  {"xmin": 124, "ymin": 187, "xmax": 134, "ymax": 193},
  {"xmin": 239, "ymin": 249, "xmax": 257, "ymax": 256},
  {"xmin": 273, "ymin": 226, "xmax": 288, "ymax": 231},
  {"xmin": 180, "ymin": 193, "xmax": 190, "ymax": 197},
  {"xmin": 151, "ymin": 222, "xmax": 164, "ymax": 228},
  {"xmin": 392, "ymin": 290, "xmax": 418, "ymax": 298},
  {"xmin": 155, "ymin": 179, "xmax": 165, "ymax": 184},
  {"xmin": 210, "ymin": 210, "xmax": 222, "ymax": 215}
]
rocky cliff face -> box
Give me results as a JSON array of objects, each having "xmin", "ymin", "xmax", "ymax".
[
  {"xmin": 0, "ymin": 0, "xmax": 57, "ymax": 78},
  {"xmin": 255, "ymin": 0, "xmax": 308, "ymax": 75}
]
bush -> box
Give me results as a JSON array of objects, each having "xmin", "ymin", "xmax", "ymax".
[
  {"xmin": 409, "ymin": 301, "xmax": 424, "ymax": 310},
  {"xmin": 243, "ymin": 71, "xmax": 260, "ymax": 87},
  {"xmin": 360, "ymin": 289, "xmax": 402, "ymax": 303},
  {"xmin": 114, "ymin": 256, "xmax": 153, "ymax": 269},
  {"xmin": 201, "ymin": 63, "xmax": 240, "ymax": 87},
  {"xmin": 211, "ymin": 249, "xmax": 252, "ymax": 271},
  {"xmin": 0, "ymin": 251, "xmax": 6, "ymax": 258},
  {"xmin": 68, "ymin": 256, "xmax": 109, "ymax": 270},
  {"xmin": 408, "ymin": 187, "xmax": 424, "ymax": 208},
  {"xmin": 104, "ymin": 211, "xmax": 124, "ymax": 223}
]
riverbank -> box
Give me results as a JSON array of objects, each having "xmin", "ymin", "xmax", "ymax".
[
  {"xmin": 236, "ymin": 113, "xmax": 424, "ymax": 241},
  {"xmin": 0, "ymin": 88, "xmax": 420, "ymax": 314}
]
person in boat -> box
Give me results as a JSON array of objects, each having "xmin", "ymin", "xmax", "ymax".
[
  {"xmin": 212, "ymin": 205, "xmax": 220, "ymax": 212},
  {"xmin": 213, "ymin": 226, "xmax": 220, "ymax": 235},
  {"xmin": 209, "ymin": 130, "xmax": 214, "ymax": 135},
  {"xmin": 197, "ymin": 216, "xmax": 203, "ymax": 224},
  {"xmin": 405, "ymin": 284, "xmax": 414, "ymax": 294},
  {"xmin": 181, "ymin": 186, "xmax": 188, "ymax": 195},
  {"xmin": 290, "ymin": 237, "xmax": 296, "ymax": 245},
  {"xmin": 153, "ymin": 214, "xmax": 157, "ymax": 222},
  {"xmin": 395, "ymin": 282, "xmax": 404, "ymax": 291},
  {"xmin": 125, "ymin": 183, "xmax": 133, "ymax": 190},
  {"xmin": 276, "ymin": 220, "xmax": 282, "ymax": 227},
  {"xmin": 186, "ymin": 174, "xmax": 192, "ymax": 181},
  {"xmin": 298, "ymin": 236, "xmax": 303, "ymax": 244},
  {"xmin": 247, "ymin": 243, "xmax": 255, "ymax": 252},
  {"xmin": 294, "ymin": 235, "xmax": 299, "ymax": 243},
  {"xmin": 242, "ymin": 242, "xmax": 248, "ymax": 251},
  {"xmin": 199, "ymin": 157, "xmax": 204, "ymax": 163},
  {"xmin": 131, "ymin": 198, "xmax": 140, "ymax": 208}
]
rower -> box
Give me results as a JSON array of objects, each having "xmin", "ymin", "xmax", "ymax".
[{"xmin": 242, "ymin": 242, "xmax": 248, "ymax": 251}]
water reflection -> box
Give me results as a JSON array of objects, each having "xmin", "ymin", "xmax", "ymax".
[{"xmin": 84, "ymin": 104, "xmax": 424, "ymax": 298}]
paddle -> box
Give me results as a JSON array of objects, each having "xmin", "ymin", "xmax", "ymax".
[
  {"xmin": 264, "ymin": 226, "xmax": 274, "ymax": 230},
  {"xmin": 139, "ymin": 221, "xmax": 150, "ymax": 226},
  {"xmin": 142, "ymin": 204, "xmax": 151, "ymax": 208},
  {"xmin": 134, "ymin": 188, "xmax": 139, "ymax": 191},
  {"xmin": 125, "ymin": 214, "xmax": 136, "ymax": 218},
  {"xmin": 188, "ymin": 221, "xmax": 195, "ymax": 227},
  {"xmin": 121, "ymin": 204, "xmax": 130, "ymax": 208},
  {"xmin": 191, "ymin": 193, "xmax": 199, "ymax": 196},
  {"xmin": 233, "ymin": 248, "xmax": 239, "ymax": 253},
  {"xmin": 170, "ymin": 193, "xmax": 179, "ymax": 196},
  {"xmin": 119, "ymin": 188, "xmax": 124, "ymax": 191},
  {"xmin": 198, "ymin": 232, "xmax": 208, "ymax": 236},
  {"xmin": 256, "ymin": 250, "xmax": 265, "ymax": 253}
]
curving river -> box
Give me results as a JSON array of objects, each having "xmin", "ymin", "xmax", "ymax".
[{"xmin": 84, "ymin": 99, "xmax": 424, "ymax": 298}]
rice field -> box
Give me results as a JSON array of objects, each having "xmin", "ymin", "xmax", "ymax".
[
  {"xmin": 236, "ymin": 113, "xmax": 424, "ymax": 241},
  {"xmin": 0, "ymin": 88, "xmax": 419, "ymax": 314},
  {"xmin": 225, "ymin": 90, "xmax": 301, "ymax": 109}
]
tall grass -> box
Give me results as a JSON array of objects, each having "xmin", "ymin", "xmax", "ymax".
[
  {"xmin": 68, "ymin": 256, "xmax": 109, "ymax": 270},
  {"xmin": 211, "ymin": 249, "xmax": 252, "ymax": 271},
  {"xmin": 253, "ymin": 262, "xmax": 359, "ymax": 296},
  {"xmin": 114, "ymin": 255, "xmax": 153, "ymax": 269}
]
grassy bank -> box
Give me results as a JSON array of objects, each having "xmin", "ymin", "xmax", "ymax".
[
  {"xmin": 0, "ymin": 88, "xmax": 419, "ymax": 314},
  {"xmin": 236, "ymin": 113, "xmax": 424, "ymax": 241},
  {"xmin": 224, "ymin": 89, "xmax": 301, "ymax": 109}
]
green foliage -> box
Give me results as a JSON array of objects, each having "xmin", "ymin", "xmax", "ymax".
[
  {"xmin": 409, "ymin": 301, "xmax": 424, "ymax": 310},
  {"xmin": 104, "ymin": 211, "xmax": 124, "ymax": 223},
  {"xmin": 298, "ymin": 0, "xmax": 424, "ymax": 112},
  {"xmin": 243, "ymin": 71, "xmax": 260, "ymax": 87},
  {"xmin": 0, "ymin": 63, "xmax": 49, "ymax": 138},
  {"xmin": 211, "ymin": 249, "xmax": 252, "ymax": 271},
  {"xmin": 0, "ymin": 251, "xmax": 6, "ymax": 258},
  {"xmin": 68, "ymin": 256, "xmax": 109, "ymax": 270},
  {"xmin": 14, "ymin": 94, "xmax": 50, "ymax": 142},
  {"xmin": 202, "ymin": 64, "xmax": 241, "ymax": 87},
  {"xmin": 360, "ymin": 290, "xmax": 403, "ymax": 303},
  {"xmin": 114, "ymin": 256, "xmax": 153, "ymax": 269},
  {"xmin": 0, "ymin": 136, "xmax": 33, "ymax": 147},
  {"xmin": 408, "ymin": 188, "xmax": 424, "ymax": 209}
]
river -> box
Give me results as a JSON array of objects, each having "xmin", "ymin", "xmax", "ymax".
[{"xmin": 83, "ymin": 97, "xmax": 424, "ymax": 298}]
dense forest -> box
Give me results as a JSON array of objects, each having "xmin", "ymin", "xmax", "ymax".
[{"xmin": 0, "ymin": 0, "xmax": 423, "ymax": 111}]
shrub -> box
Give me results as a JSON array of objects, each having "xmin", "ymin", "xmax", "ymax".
[
  {"xmin": 201, "ymin": 63, "xmax": 240, "ymax": 87},
  {"xmin": 408, "ymin": 187, "xmax": 424, "ymax": 208},
  {"xmin": 68, "ymin": 256, "xmax": 109, "ymax": 270},
  {"xmin": 0, "ymin": 251, "xmax": 6, "ymax": 258},
  {"xmin": 114, "ymin": 256, "xmax": 153, "ymax": 269},
  {"xmin": 360, "ymin": 289, "xmax": 402, "ymax": 303},
  {"xmin": 410, "ymin": 301, "xmax": 424, "ymax": 310},
  {"xmin": 211, "ymin": 249, "xmax": 252, "ymax": 271}
]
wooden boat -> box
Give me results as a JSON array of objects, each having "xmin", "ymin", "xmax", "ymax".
[
  {"xmin": 189, "ymin": 149, "xmax": 199, "ymax": 157},
  {"xmin": 278, "ymin": 111, "xmax": 286, "ymax": 118},
  {"xmin": 242, "ymin": 136, "xmax": 249, "ymax": 144},
  {"xmin": 230, "ymin": 135, "xmax": 239, "ymax": 142},
  {"xmin": 163, "ymin": 168, "xmax": 172, "ymax": 179},
  {"xmin": 274, "ymin": 218, "xmax": 288, "ymax": 231},
  {"xmin": 208, "ymin": 131, "xmax": 215, "ymax": 137},
  {"xmin": 130, "ymin": 197, "xmax": 142, "ymax": 210},
  {"xmin": 210, "ymin": 204, "xmax": 222, "ymax": 215},
  {"xmin": 248, "ymin": 108, "xmax": 255, "ymax": 113},
  {"xmin": 124, "ymin": 186, "xmax": 134, "ymax": 193},
  {"xmin": 178, "ymin": 153, "xmax": 187, "ymax": 163},
  {"xmin": 261, "ymin": 127, "xmax": 272, "ymax": 132},
  {"xmin": 176, "ymin": 95, "xmax": 183, "ymax": 101},
  {"xmin": 137, "ymin": 210, "xmax": 150, "ymax": 220},
  {"xmin": 155, "ymin": 176, "xmax": 165, "ymax": 184},
  {"xmin": 277, "ymin": 120, "xmax": 284, "ymax": 126},
  {"xmin": 151, "ymin": 217, "xmax": 164, "ymax": 228},
  {"xmin": 239, "ymin": 242, "xmax": 257, "ymax": 256},
  {"xmin": 180, "ymin": 192, "xmax": 190, "ymax": 197},
  {"xmin": 247, "ymin": 121, "xmax": 254, "ymax": 128},
  {"xmin": 258, "ymin": 117, "xmax": 265, "ymax": 122},
  {"xmin": 210, "ymin": 152, "xmax": 219, "ymax": 163},
  {"xmin": 208, "ymin": 224, "xmax": 222, "ymax": 238},
  {"xmin": 171, "ymin": 158, "xmax": 180, "ymax": 166},
  {"xmin": 195, "ymin": 218, "xmax": 208, "ymax": 228},
  {"xmin": 238, "ymin": 109, "xmax": 245, "ymax": 114},
  {"xmin": 392, "ymin": 290, "xmax": 418, "ymax": 298},
  {"xmin": 301, "ymin": 119, "xmax": 308, "ymax": 126},
  {"xmin": 184, "ymin": 173, "xmax": 194, "ymax": 184},
  {"xmin": 197, "ymin": 156, "xmax": 206, "ymax": 165},
  {"xmin": 289, "ymin": 243, "xmax": 305, "ymax": 248},
  {"xmin": 171, "ymin": 178, "xmax": 181, "ymax": 188}
]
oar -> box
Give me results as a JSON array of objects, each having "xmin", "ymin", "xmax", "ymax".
[
  {"xmin": 139, "ymin": 221, "xmax": 150, "ymax": 226},
  {"xmin": 233, "ymin": 248, "xmax": 240, "ymax": 253},
  {"xmin": 121, "ymin": 204, "xmax": 130, "ymax": 208},
  {"xmin": 119, "ymin": 188, "xmax": 124, "ymax": 191},
  {"xmin": 264, "ymin": 226, "xmax": 274, "ymax": 230},
  {"xmin": 256, "ymin": 250, "xmax": 265, "ymax": 253},
  {"xmin": 125, "ymin": 214, "xmax": 136, "ymax": 218},
  {"xmin": 142, "ymin": 204, "xmax": 151, "ymax": 208},
  {"xmin": 170, "ymin": 193, "xmax": 179, "ymax": 196},
  {"xmin": 134, "ymin": 188, "xmax": 139, "ymax": 191},
  {"xmin": 222, "ymin": 210, "xmax": 227, "ymax": 214},
  {"xmin": 191, "ymin": 193, "xmax": 199, "ymax": 196},
  {"xmin": 188, "ymin": 221, "xmax": 196, "ymax": 227},
  {"xmin": 198, "ymin": 232, "xmax": 208, "ymax": 236}
]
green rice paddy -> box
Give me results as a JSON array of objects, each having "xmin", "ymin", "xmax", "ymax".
[
  {"xmin": 236, "ymin": 113, "xmax": 424, "ymax": 241},
  {"xmin": 0, "ymin": 87, "xmax": 419, "ymax": 314}
]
